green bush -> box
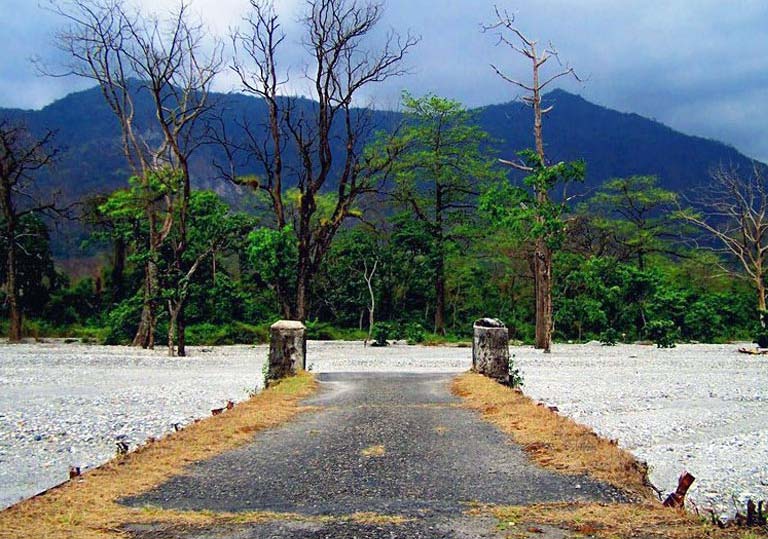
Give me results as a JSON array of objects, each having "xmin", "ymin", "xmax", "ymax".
[
  {"xmin": 508, "ymin": 354, "xmax": 524, "ymax": 388},
  {"xmin": 599, "ymin": 328, "xmax": 620, "ymax": 346},
  {"xmin": 304, "ymin": 320, "xmax": 342, "ymax": 340},
  {"xmin": 405, "ymin": 322, "xmax": 426, "ymax": 344},
  {"xmin": 103, "ymin": 296, "xmax": 144, "ymax": 345},
  {"xmin": 646, "ymin": 320, "xmax": 678, "ymax": 348},
  {"xmin": 371, "ymin": 322, "xmax": 391, "ymax": 346},
  {"xmin": 185, "ymin": 322, "xmax": 269, "ymax": 346}
]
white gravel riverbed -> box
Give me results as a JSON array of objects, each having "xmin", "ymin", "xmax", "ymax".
[
  {"xmin": 0, "ymin": 341, "xmax": 765, "ymax": 518},
  {"xmin": 0, "ymin": 342, "xmax": 267, "ymax": 509}
]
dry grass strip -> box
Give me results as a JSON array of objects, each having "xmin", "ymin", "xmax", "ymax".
[
  {"xmin": 452, "ymin": 372, "xmax": 653, "ymax": 500},
  {"xmin": 455, "ymin": 373, "xmax": 768, "ymax": 538},
  {"xmin": 481, "ymin": 503, "xmax": 765, "ymax": 539},
  {"xmin": 0, "ymin": 372, "xmax": 317, "ymax": 539}
]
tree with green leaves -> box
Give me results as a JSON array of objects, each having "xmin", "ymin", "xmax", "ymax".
[
  {"xmin": 480, "ymin": 151, "xmax": 584, "ymax": 350},
  {"xmin": 0, "ymin": 122, "xmax": 61, "ymax": 341},
  {"xmin": 162, "ymin": 190, "xmax": 255, "ymax": 355},
  {"xmin": 390, "ymin": 93, "xmax": 503, "ymax": 335},
  {"xmin": 579, "ymin": 176, "xmax": 680, "ymax": 269},
  {"xmin": 484, "ymin": 8, "xmax": 582, "ymax": 352}
]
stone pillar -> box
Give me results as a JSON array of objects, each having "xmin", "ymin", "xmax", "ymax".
[
  {"xmin": 268, "ymin": 320, "xmax": 306, "ymax": 382},
  {"xmin": 472, "ymin": 318, "xmax": 510, "ymax": 384}
]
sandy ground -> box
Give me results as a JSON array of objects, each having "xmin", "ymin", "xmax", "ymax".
[{"xmin": 0, "ymin": 340, "xmax": 765, "ymax": 517}]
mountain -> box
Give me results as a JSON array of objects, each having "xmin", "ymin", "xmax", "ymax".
[
  {"xmin": 0, "ymin": 85, "xmax": 761, "ymax": 256},
  {"xmin": 477, "ymin": 89, "xmax": 760, "ymax": 194}
]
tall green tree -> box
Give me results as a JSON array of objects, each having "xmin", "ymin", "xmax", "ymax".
[
  {"xmin": 485, "ymin": 7, "xmax": 581, "ymax": 352},
  {"xmin": 0, "ymin": 122, "xmax": 60, "ymax": 341},
  {"xmin": 579, "ymin": 176, "xmax": 680, "ymax": 269},
  {"xmin": 390, "ymin": 93, "xmax": 503, "ymax": 334},
  {"xmin": 480, "ymin": 151, "xmax": 584, "ymax": 348}
]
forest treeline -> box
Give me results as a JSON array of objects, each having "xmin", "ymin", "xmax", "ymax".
[
  {"xmin": 2, "ymin": 131, "xmax": 761, "ymax": 348},
  {"xmin": 1, "ymin": 0, "xmax": 765, "ymax": 351}
]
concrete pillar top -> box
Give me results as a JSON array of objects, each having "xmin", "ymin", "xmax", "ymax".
[
  {"xmin": 270, "ymin": 320, "xmax": 306, "ymax": 330},
  {"xmin": 474, "ymin": 318, "xmax": 506, "ymax": 329}
]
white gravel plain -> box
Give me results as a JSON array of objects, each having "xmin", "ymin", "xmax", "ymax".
[
  {"xmin": 0, "ymin": 342, "xmax": 267, "ymax": 509},
  {"xmin": 0, "ymin": 340, "xmax": 765, "ymax": 518}
]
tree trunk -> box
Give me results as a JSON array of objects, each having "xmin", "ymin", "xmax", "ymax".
[
  {"xmin": 133, "ymin": 199, "xmax": 159, "ymax": 349},
  {"xmin": 434, "ymin": 258, "xmax": 446, "ymax": 336},
  {"xmin": 295, "ymin": 207, "xmax": 313, "ymax": 321},
  {"xmin": 295, "ymin": 262, "xmax": 309, "ymax": 322},
  {"xmin": 534, "ymin": 237, "xmax": 553, "ymax": 352},
  {"xmin": 366, "ymin": 265, "xmax": 376, "ymax": 344},
  {"xmin": 6, "ymin": 223, "xmax": 21, "ymax": 343},
  {"xmin": 531, "ymin": 54, "xmax": 553, "ymax": 353},
  {"xmin": 758, "ymin": 280, "xmax": 767, "ymax": 329},
  {"xmin": 167, "ymin": 303, "xmax": 176, "ymax": 357},
  {"xmin": 133, "ymin": 260, "xmax": 157, "ymax": 349},
  {"xmin": 111, "ymin": 236, "xmax": 126, "ymax": 301},
  {"xmin": 177, "ymin": 306, "xmax": 186, "ymax": 357},
  {"xmin": 434, "ymin": 184, "xmax": 446, "ymax": 336}
]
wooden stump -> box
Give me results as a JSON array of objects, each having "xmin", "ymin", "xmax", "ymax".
[
  {"xmin": 473, "ymin": 318, "xmax": 510, "ymax": 385},
  {"xmin": 268, "ymin": 320, "xmax": 306, "ymax": 383}
]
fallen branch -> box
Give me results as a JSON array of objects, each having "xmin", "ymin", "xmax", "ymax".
[{"xmin": 738, "ymin": 347, "xmax": 768, "ymax": 355}]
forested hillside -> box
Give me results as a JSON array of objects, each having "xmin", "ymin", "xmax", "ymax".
[
  {"xmin": 0, "ymin": 85, "xmax": 758, "ymax": 212},
  {"xmin": 2, "ymin": 0, "xmax": 765, "ymax": 353}
]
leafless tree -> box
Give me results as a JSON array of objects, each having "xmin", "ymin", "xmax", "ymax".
[
  {"xmin": 222, "ymin": 0, "xmax": 417, "ymax": 320},
  {"xmin": 484, "ymin": 6, "xmax": 580, "ymax": 352},
  {"xmin": 0, "ymin": 123, "xmax": 60, "ymax": 341},
  {"xmin": 355, "ymin": 257, "xmax": 378, "ymax": 345},
  {"xmin": 681, "ymin": 165, "xmax": 768, "ymax": 327},
  {"xmin": 49, "ymin": 0, "xmax": 222, "ymax": 355}
]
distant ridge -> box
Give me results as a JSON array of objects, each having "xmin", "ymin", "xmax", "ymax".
[{"xmin": 0, "ymin": 84, "xmax": 761, "ymax": 219}]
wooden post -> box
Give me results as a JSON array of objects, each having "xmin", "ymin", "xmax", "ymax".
[
  {"xmin": 473, "ymin": 318, "xmax": 510, "ymax": 385},
  {"xmin": 268, "ymin": 320, "xmax": 306, "ymax": 383},
  {"xmin": 663, "ymin": 472, "xmax": 695, "ymax": 508}
]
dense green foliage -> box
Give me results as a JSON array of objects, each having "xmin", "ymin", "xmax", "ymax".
[{"xmin": 1, "ymin": 93, "xmax": 763, "ymax": 347}]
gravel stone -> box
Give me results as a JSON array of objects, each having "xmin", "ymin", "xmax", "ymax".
[
  {"xmin": 0, "ymin": 342, "xmax": 266, "ymax": 509},
  {"xmin": 512, "ymin": 342, "xmax": 768, "ymax": 517},
  {"xmin": 1, "ymin": 340, "xmax": 766, "ymax": 520}
]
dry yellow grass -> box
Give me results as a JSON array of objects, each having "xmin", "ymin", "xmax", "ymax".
[
  {"xmin": 455, "ymin": 373, "xmax": 768, "ymax": 538},
  {"xmin": 452, "ymin": 372, "xmax": 652, "ymax": 499},
  {"xmin": 0, "ymin": 372, "xmax": 317, "ymax": 539},
  {"xmin": 484, "ymin": 502, "xmax": 765, "ymax": 539}
]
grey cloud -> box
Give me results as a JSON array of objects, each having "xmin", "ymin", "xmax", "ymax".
[{"xmin": 1, "ymin": 0, "xmax": 766, "ymax": 161}]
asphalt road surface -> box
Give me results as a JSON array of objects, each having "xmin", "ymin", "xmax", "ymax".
[{"xmin": 123, "ymin": 373, "xmax": 624, "ymax": 538}]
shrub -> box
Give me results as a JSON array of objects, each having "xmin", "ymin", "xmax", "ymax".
[
  {"xmin": 599, "ymin": 328, "xmax": 620, "ymax": 346},
  {"xmin": 185, "ymin": 322, "xmax": 269, "ymax": 346},
  {"xmin": 371, "ymin": 322, "xmax": 391, "ymax": 347},
  {"xmin": 405, "ymin": 322, "xmax": 426, "ymax": 344},
  {"xmin": 646, "ymin": 320, "xmax": 678, "ymax": 348},
  {"xmin": 304, "ymin": 320, "xmax": 341, "ymax": 340},
  {"xmin": 508, "ymin": 354, "xmax": 524, "ymax": 388},
  {"xmin": 103, "ymin": 295, "xmax": 144, "ymax": 345}
]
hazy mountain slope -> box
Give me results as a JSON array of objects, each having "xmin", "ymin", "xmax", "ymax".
[{"xmin": 1, "ymin": 85, "xmax": 758, "ymax": 202}]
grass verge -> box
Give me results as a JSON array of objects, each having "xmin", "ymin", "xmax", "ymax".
[
  {"xmin": 452, "ymin": 372, "xmax": 652, "ymax": 499},
  {"xmin": 455, "ymin": 373, "xmax": 768, "ymax": 538},
  {"xmin": 475, "ymin": 502, "xmax": 765, "ymax": 539},
  {"xmin": 0, "ymin": 372, "xmax": 317, "ymax": 539}
]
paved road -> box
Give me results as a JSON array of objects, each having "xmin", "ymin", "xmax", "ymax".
[{"xmin": 123, "ymin": 373, "xmax": 624, "ymax": 538}]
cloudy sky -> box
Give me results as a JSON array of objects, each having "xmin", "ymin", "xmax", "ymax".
[{"xmin": 1, "ymin": 0, "xmax": 767, "ymax": 161}]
